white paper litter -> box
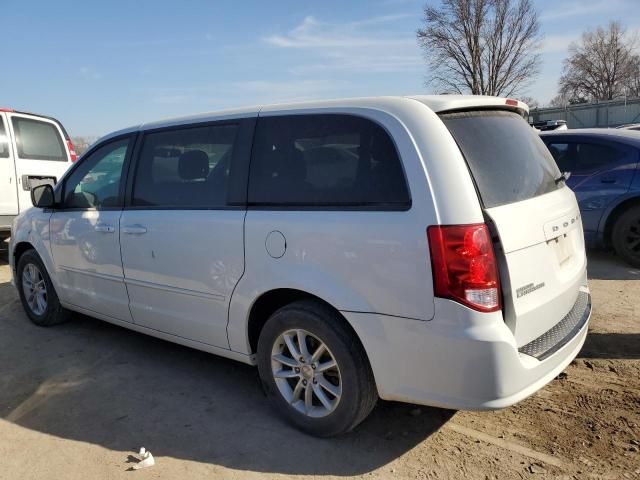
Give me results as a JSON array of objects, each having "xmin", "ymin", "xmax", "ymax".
[{"xmin": 132, "ymin": 447, "xmax": 155, "ymax": 470}]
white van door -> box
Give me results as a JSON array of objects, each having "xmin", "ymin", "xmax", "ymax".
[
  {"xmin": 0, "ymin": 112, "xmax": 18, "ymax": 224},
  {"xmin": 50, "ymin": 137, "xmax": 133, "ymax": 322},
  {"xmin": 119, "ymin": 122, "xmax": 246, "ymax": 348},
  {"xmin": 6, "ymin": 113, "xmax": 72, "ymax": 213}
]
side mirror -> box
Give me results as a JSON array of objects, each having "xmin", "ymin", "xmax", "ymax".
[{"xmin": 31, "ymin": 184, "xmax": 55, "ymax": 208}]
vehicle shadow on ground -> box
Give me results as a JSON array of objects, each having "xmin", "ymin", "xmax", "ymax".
[
  {"xmin": 579, "ymin": 333, "xmax": 640, "ymax": 360},
  {"xmin": 587, "ymin": 249, "xmax": 640, "ymax": 280},
  {"xmin": 0, "ymin": 276, "xmax": 453, "ymax": 476}
]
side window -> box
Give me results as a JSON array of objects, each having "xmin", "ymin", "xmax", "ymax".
[
  {"xmin": 248, "ymin": 114, "xmax": 410, "ymax": 207},
  {"xmin": 132, "ymin": 124, "xmax": 238, "ymax": 208},
  {"xmin": 0, "ymin": 118, "xmax": 9, "ymax": 158},
  {"xmin": 574, "ymin": 142, "xmax": 625, "ymax": 173},
  {"xmin": 63, "ymin": 138, "xmax": 129, "ymax": 209},
  {"xmin": 546, "ymin": 143, "xmax": 576, "ymax": 172},
  {"xmin": 12, "ymin": 116, "xmax": 66, "ymax": 161}
]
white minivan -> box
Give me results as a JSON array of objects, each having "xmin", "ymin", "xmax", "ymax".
[
  {"xmin": 9, "ymin": 96, "xmax": 591, "ymax": 437},
  {"xmin": 0, "ymin": 108, "xmax": 76, "ymax": 240}
]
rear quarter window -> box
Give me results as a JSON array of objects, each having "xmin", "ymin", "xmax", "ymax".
[
  {"xmin": 248, "ymin": 114, "xmax": 411, "ymax": 209},
  {"xmin": 12, "ymin": 116, "xmax": 67, "ymax": 161},
  {"xmin": 441, "ymin": 110, "xmax": 561, "ymax": 208}
]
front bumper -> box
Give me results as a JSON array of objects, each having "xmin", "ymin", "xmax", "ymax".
[{"xmin": 342, "ymin": 287, "xmax": 591, "ymax": 411}]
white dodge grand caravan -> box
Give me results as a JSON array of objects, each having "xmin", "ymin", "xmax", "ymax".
[
  {"xmin": 0, "ymin": 108, "xmax": 76, "ymax": 241},
  {"xmin": 10, "ymin": 96, "xmax": 591, "ymax": 437}
]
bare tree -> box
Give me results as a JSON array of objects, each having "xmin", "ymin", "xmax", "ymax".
[
  {"xmin": 417, "ymin": 0, "xmax": 542, "ymax": 96},
  {"xmin": 71, "ymin": 136, "xmax": 98, "ymax": 156},
  {"xmin": 548, "ymin": 93, "xmax": 588, "ymax": 107},
  {"xmin": 559, "ymin": 22, "xmax": 638, "ymax": 101},
  {"xmin": 548, "ymin": 94, "xmax": 568, "ymax": 108},
  {"xmin": 518, "ymin": 95, "xmax": 539, "ymax": 109},
  {"xmin": 626, "ymin": 54, "xmax": 640, "ymax": 97}
]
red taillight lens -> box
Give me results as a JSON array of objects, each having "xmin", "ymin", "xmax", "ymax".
[
  {"xmin": 505, "ymin": 98, "xmax": 519, "ymax": 107},
  {"xmin": 427, "ymin": 224, "xmax": 501, "ymax": 312},
  {"xmin": 66, "ymin": 139, "xmax": 77, "ymax": 162}
]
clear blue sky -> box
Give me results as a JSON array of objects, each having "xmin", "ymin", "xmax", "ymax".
[{"xmin": 1, "ymin": 0, "xmax": 637, "ymax": 137}]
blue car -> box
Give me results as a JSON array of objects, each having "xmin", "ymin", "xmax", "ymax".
[{"xmin": 541, "ymin": 129, "xmax": 640, "ymax": 267}]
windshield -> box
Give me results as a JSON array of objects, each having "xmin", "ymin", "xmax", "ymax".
[{"xmin": 440, "ymin": 110, "xmax": 561, "ymax": 208}]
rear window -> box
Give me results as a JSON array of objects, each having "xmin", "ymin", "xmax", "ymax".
[
  {"xmin": 440, "ymin": 110, "xmax": 561, "ymax": 208},
  {"xmin": 12, "ymin": 116, "xmax": 66, "ymax": 161},
  {"xmin": 248, "ymin": 114, "xmax": 410, "ymax": 208}
]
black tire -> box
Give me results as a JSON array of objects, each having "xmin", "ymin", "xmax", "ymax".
[
  {"xmin": 611, "ymin": 206, "xmax": 640, "ymax": 268},
  {"xmin": 16, "ymin": 249, "xmax": 70, "ymax": 327},
  {"xmin": 257, "ymin": 299, "xmax": 377, "ymax": 437}
]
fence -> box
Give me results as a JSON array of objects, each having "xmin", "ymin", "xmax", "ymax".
[{"xmin": 529, "ymin": 97, "xmax": 640, "ymax": 128}]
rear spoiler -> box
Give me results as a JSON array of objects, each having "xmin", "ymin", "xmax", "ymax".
[{"xmin": 409, "ymin": 95, "xmax": 530, "ymax": 118}]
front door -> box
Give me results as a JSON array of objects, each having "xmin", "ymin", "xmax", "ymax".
[
  {"xmin": 50, "ymin": 137, "xmax": 133, "ymax": 322},
  {"xmin": 119, "ymin": 122, "xmax": 246, "ymax": 348},
  {"xmin": 0, "ymin": 113, "xmax": 18, "ymax": 218}
]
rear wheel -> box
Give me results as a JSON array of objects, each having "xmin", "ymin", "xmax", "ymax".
[
  {"xmin": 257, "ymin": 300, "xmax": 377, "ymax": 437},
  {"xmin": 16, "ymin": 250, "xmax": 70, "ymax": 326},
  {"xmin": 612, "ymin": 206, "xmax": 640, "ymax": 268}
]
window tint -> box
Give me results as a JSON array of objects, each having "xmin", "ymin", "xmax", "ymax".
[
  {"xmin": 546, "ymin": 143, "xmax": 574, "ymax": 172},
  {"xmin": 12, "ymin": 117, "xmax": 66, "ymax": 161},
  {"xmin": 441, "ymin": 110, "xmax": 561, "ymax": 208},
  {"xmin": 132, "ymin": 124, "xmax": 238, "ymax": 208},
  {"xmin": 574, "ymin": 142, "xmax": 624, "ymax": 173},
  {"xmin": 0, "ymin": 118, "xmax": 9, "ymax": 158},
  {"xmin": 63, "ymin": 139, "xmax": 129, "ymax": 209},
  {"xmin": 248, "ymin": 114, "xmax": 410, "ymax": 207},
  {"xmin": 546, "ymin": 141, "xmax": 628, "ymax": 174}
]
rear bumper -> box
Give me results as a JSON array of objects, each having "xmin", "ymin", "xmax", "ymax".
[{"xmin": 342, "ymin": 286, "xmax": 591, "ymax": 411}]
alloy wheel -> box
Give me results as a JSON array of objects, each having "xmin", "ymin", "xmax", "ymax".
[
  {"xmin": 271, "ymin": 329, "xmax": 342, "ymax": 418},
  {"xmin": 22, "ymin": 263, "xmax": 47, "ymax": 316}
]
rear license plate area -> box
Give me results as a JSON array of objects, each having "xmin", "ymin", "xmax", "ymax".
[{"xmin": 552, "ymin": 234, "xmax": 572, "ymax": 264}]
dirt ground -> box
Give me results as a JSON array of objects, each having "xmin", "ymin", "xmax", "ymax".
[{"xmin": 0, "ymin": 242, "xmax": 638, "ymax": 480}]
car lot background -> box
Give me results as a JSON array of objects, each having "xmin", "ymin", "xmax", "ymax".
[{"xmin": 0, "ymin": 240, "xmax": 638, "ymax": 479}]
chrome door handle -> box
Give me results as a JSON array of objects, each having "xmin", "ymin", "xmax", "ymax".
[
  {"xmin": 122, "ymin": 225, "xmax": 147, "ymax": 235},
  {"xmin": 94, "ymin": 223, "xmax": 115, "ymax": 233}
]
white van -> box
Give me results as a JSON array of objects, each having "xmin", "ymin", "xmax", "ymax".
[
  {"xmin": 9, "ymin": 96, "xmax": 591, "ymax": 437},
  {"xmin": 0, "ymin": 108, "xmax": 76, "ymax": 239}
]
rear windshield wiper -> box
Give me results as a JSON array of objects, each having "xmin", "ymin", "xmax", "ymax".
[{"xmin": 555, "ymin": 171, "xmax": 571, "ymax": 185}]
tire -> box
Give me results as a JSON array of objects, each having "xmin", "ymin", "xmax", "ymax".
[
  {"xmin": 257, "ymin": 299, "xmax": 377, "ymax": 437},
  {"xmin": 611, "ymin": 206, "xmax": 640, "ymax": 268},
  {"xmin": 16, "ymin": 249, "xmax": 70, "ymax": 326}
]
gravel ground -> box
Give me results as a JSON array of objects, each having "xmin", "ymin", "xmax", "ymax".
[{"xmin": 0, "ymin": 244, "xmax": 638, "ymax": 480}]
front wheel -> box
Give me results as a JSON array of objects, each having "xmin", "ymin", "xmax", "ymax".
[
  {"xmin": 16, "ymin": 250, "xmax": 70, "ymax": 326},
  {"xmin": 257, "ymin": 300, "xmax": 377, "ymax": 437},
  {"xmin": 611, "ymin": 206, "xmax": 640, "ymax": 268}
]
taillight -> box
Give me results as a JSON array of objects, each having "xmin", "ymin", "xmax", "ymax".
[
  {"xmin": 66, "ymin": 139, "xmax": 77, "ymax": 162},
  {"xmin": 505, "ymin": 98, "xmax": 519, "ymax": 107},
  {"xmin": 427, "ymin": 224, "xmax": 501, "ymax": 312}
]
